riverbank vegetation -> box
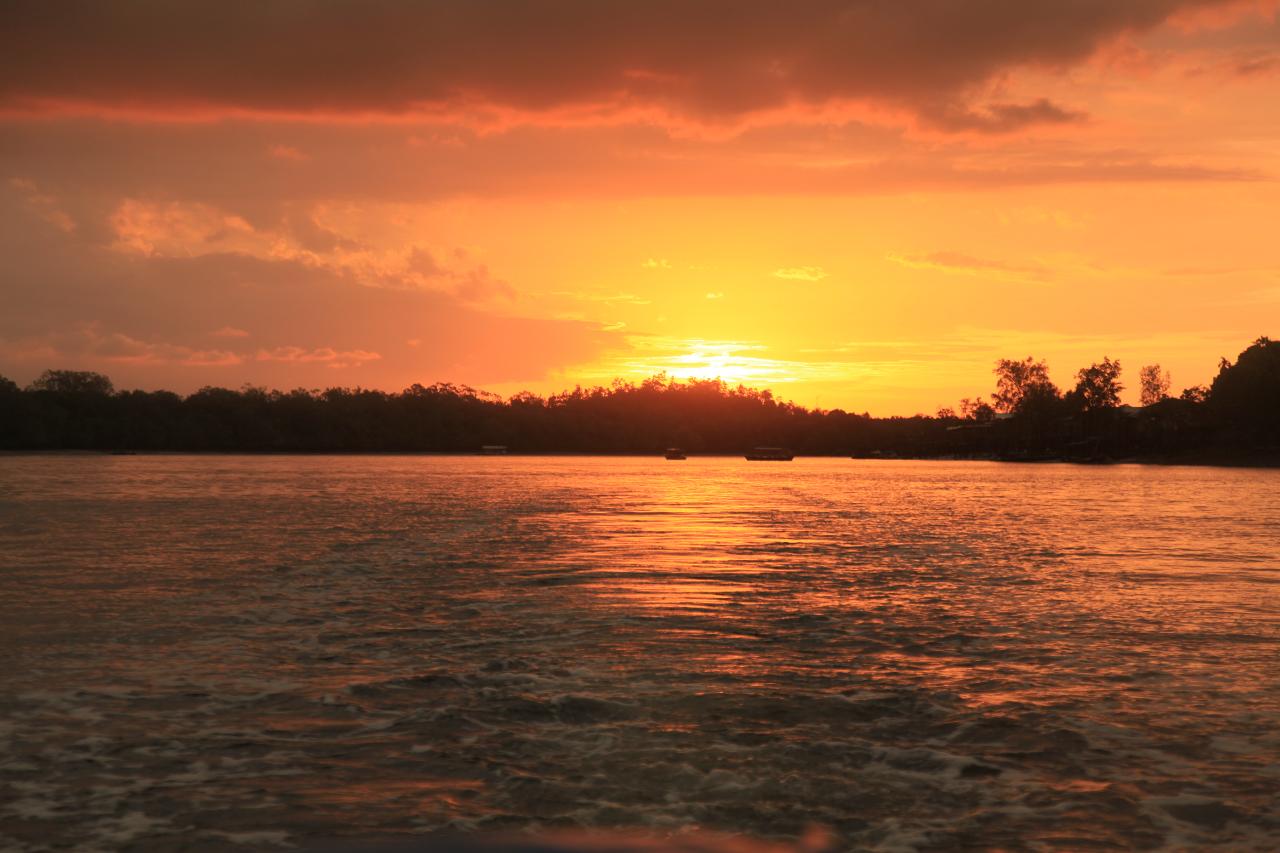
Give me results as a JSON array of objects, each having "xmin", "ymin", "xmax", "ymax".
[{"xmin": 1, "ymin": 337, "xmax": 1276, "ymax": 462}]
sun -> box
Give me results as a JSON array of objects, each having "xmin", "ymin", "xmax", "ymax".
[{"xmin": 665, "ymin": 343, "xmax": 787, "ymax": 386}]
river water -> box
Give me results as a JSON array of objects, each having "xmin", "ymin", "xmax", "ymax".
[{"xmin": 0, "ymin": 456, "xmax": 1276, "ymax": 851}]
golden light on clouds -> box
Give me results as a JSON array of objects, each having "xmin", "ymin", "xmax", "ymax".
[
  {"xmin": 772, "ymin": 267, "xmax": 829, "ymax": 282},
  {"xmin": 1, "ymin": 1, "xmax": 1277, "ymax": 413}
]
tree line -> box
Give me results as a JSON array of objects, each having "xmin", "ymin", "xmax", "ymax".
[{"xmin": 0, "ymin": 337, "xmax": 1276, "ymax": 461}]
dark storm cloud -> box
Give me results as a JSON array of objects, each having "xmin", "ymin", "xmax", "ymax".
[{"xmin": 0, "ymin": 0, "xmax": 1246, "ymax": 122}]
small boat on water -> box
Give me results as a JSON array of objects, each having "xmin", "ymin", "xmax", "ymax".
[
  {"xmin": 664, "ymin": 448, "xmax": 687, "ymax": 460},
  {"xmin": 479, "ymin": 445, "xmax": 508, "ymax": 455},
  {"xmin": 745, "ymin": 447, "xmax": 794, "ymax": 461}
]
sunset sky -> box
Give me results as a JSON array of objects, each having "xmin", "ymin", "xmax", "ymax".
[{"xmin": 3, "ymin": 0, "xmax": 1278, "ymax": 414}]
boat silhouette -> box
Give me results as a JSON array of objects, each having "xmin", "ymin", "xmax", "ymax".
[{"xmin": 745, "ymin": 447, "xmax": 794, "ymax": 461}]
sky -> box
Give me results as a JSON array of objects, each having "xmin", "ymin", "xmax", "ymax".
[{"xmin": 2, "ymin": 0, "xmax": 1278, "ymax": 415}]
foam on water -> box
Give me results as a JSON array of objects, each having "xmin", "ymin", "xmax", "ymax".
[{"xmin": 0, "ymin": 456, "xmax": 1276, "ymax": 851}]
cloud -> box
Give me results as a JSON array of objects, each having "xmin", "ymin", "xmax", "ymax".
[
  {"xmin": 888, "ymin": 251, "xmax": 1049, "ymax": 280},
  {"xmin": 773, "ymin": 266, "xmax": 828, "ymax": 282},
  {"xmin": 99, "ymin": 197, "xmax": 515, "ymax": 303},
  {"xmin": 922, "ymin": 98, "xmax": 1088, "ymax": 134},
  {"xmin": 642, "ymin": 258, "xmax": 672, "ymax": 269},
  {"xmin": 0, "ymin": 119, "xmax": 1261, "ymax": 221},
  {"xmin": 0, "ymin": 326, "xmax": 245, "ymax": 369},
  {"xmin": 0, "ymin": 0, "xmax": 1257, "ymax": 129},
  {"xmin": 0, "ymin": 190, "xmax": 619, "ymax": 391},
  {"xmin": 268, "ymin": 143, "xmax": 309, "ymax": 161},
  {"xmin": 1168, "ymin": 0, "xmax": 1280, "ymax": 31},
  {"xmin": 1230, "ymin": 51, "xmax": 1280, "ymax": 75},
  {"xmin": 109, "ymin": 198, "xmax": 257, "ymax": 255},
  {"xmin": 406, "ymin": 247, "xmax": 515, "ymax": 302},
  {"xmin": 1161, "ymin": 264, "xmax": 1279, "ymax": 276},
  {"xmin": 286, "ymin": 212, "xmax": 362, "ymax": 253},
  {"xmin": 1233, "ymin": 285, "xmax": 1280, "ymax": 304},
  {"xmin": 255, "ymin": 346, "xmax": 382, "ymax": 365},
  {"xmin": 557, "ymin": 291, "xmax": 653, "ymax": 305},
  {"xmin": 183, "ymin": 349, "xmax": 243, "ymax": 367},
  {"xmin": 9, "ymin": 176, "xmax": 75, "ymax": 233}
]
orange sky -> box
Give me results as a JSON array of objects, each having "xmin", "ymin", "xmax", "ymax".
[{"xmin": 2, "ymin": 1, "xmax": 1278, "ymax": 414}]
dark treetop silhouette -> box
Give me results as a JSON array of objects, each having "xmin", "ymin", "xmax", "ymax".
[{"xmin": 1, "ymin": 337, "xmax": 1276, "ymax": 462}]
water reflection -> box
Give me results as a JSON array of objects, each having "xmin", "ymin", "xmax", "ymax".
[{"xmin": 0, "ymin": 456, "xmax": 1276, "ymax": 851}]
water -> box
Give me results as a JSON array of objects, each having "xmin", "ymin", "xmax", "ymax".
[{"xmin": 0, "ymin": 455, "xmax": 1276, "ymax": 851}]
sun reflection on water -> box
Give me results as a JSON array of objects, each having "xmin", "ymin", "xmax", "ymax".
[{"xmin": 0, "ymin": 456, "xmax": 1276, "ymax": 850}]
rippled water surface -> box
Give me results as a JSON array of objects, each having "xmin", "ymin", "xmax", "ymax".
[{"xmin": 1, "ymin": 455, "xmax": 1277, "ymax": 851}]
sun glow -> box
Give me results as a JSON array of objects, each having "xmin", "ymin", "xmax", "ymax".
[
  {"xmin": 666, "ymin": 344, "xmax": 781, "ymax": 385},
  {"xmin": 3, "ymin": 4, "xmax": 1278, "ymax": 416}
]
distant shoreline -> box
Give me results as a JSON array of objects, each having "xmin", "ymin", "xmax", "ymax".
[
  {"xmin": 5, "ymin": 342, "xmax": 1276, "ymax": 464},
  {"xmin": 4, "ymin": 449, "xmax": 1278, "ymax": 469}
]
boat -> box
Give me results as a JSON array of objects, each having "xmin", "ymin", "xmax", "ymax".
[
  {"xmin": 479, "ymin": 445, "xmax": 508, "ymax": 455},
  {"xmin": 664, "ymin": 448, "xmax": 687, "ymax": 460},
  {"xmin": 745, "ymin": 447, "xmax": 794, "ymax": 461}
]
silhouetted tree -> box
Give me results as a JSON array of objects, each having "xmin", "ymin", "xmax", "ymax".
[
  {"xmin": 1072, "ymin": 358, "xmax": 1123, "ymax": 411},
  {"xmin": 0, "ymin": 374, "xmax": 22, "ymax": 448},
  {"xmin": 1018, "ymin": 382, "xmax": 1065, "ymax": 416},
  {"xmin": 27, "ymin": 369, "xmax": 114, "ymax": 395},
  {"xmin": 1209, "ymin": 337, "xmax": 1280, "ymax": 442},
  {"xmin": 959, "ymin": 397, "xmax": 995, "ymax": 423},
  {"xmin": 1139, "ymin": 364, "xmax": 1171, "ymax": 407},
  {"xmin": 20, "ymin": 369, "xmax": 118, "ymax": 448},
  {"xmin": 992, "ymin": 357, "xmax": 1057, "ymax": 414},
  {"xmin": 2, "ymin": 337, "xmax": 1276, "ymax": 459},
  {"xmin": 1180, "ymin": 385, "xmax": 1209, "ymax": 404}
]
